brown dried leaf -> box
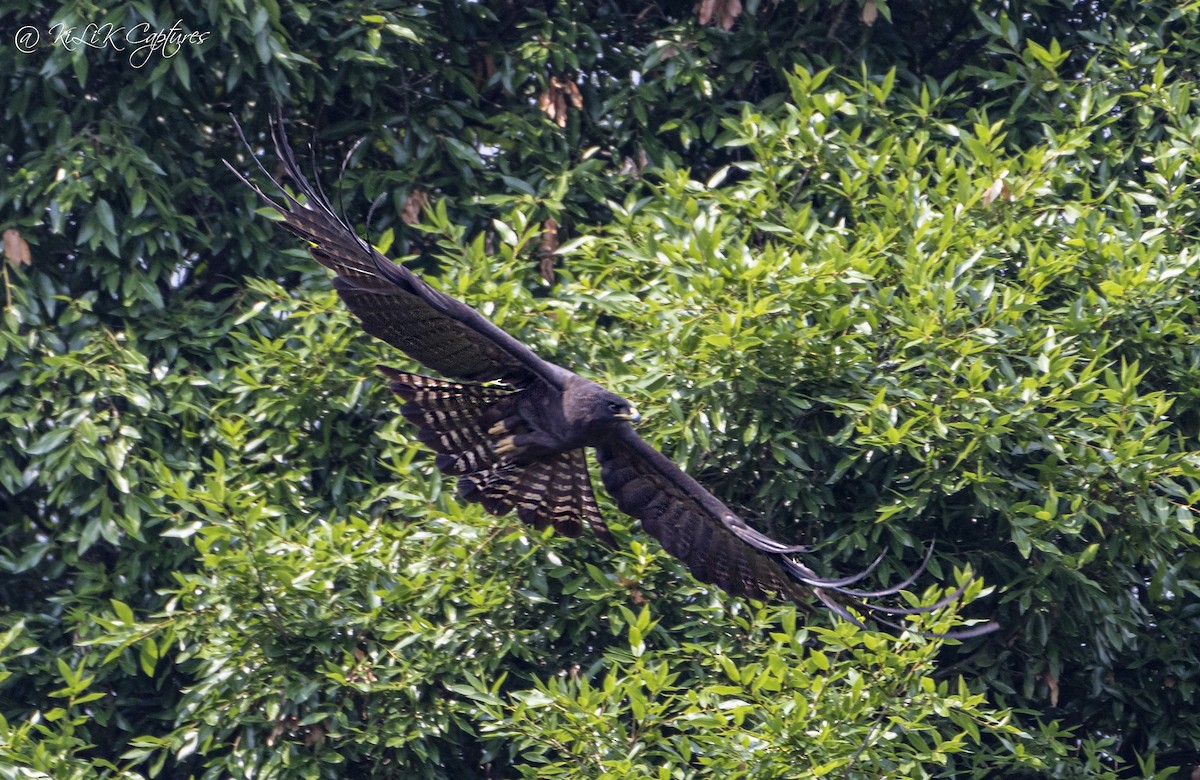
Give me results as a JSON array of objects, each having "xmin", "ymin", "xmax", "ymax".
[
  {"xmin": 539, "ymin": 76, "xmax": 583, "ymax": 128},
  {"xmin": 538, "ymin": 88, "xmax": 567, "ymax": 127},
  {"xmin": 539, "ymin": 255, "xmax": 557, "ymax": 285},
  {"xmin": 539, "ymin": 218, "xmax": 559, "ymax": 284},
  {"xmin": 554, "ymin": 93, "xmax": 567, "ymax": 127},
  {"xmin": 698, "ymin": 0, "xmax": 742, "ymax": 30},
  {"xmin": 537, "ymin": 89, "xmax": 559, "ymax": 125},
  {"xmin": 540, "ymin": 218, "xmax": 560, "ymax": 255},
  {"xmin": 1045, "ymin": 671, "xmax": 1059, "ymax": 708},
  {"xmin": 861, "ymin": 0, "xmax": 878, "ymax": 26},
  {"xmin": 717, "ymin": 0, "xmax": 742, "ymax": 30},
  {"xmin": 564, "ymin": 80, "xmax": 583, "ymax": 110},
  {"xmin": 401, "ymin": 189, "xmax": 428, "ymax": 225},
  {"xmin": 3, "ymin": 229, "xmax": 31, "ymax": 267}
]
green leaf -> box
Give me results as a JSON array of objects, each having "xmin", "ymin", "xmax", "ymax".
[
  {"xmin": 26, "ymin": 428, "xmax": 71, "ymax": 456},
  {"xmin": 111, "ymin": 600, "xmax": 135, "ymax": 624},
  {"xmin": 492, "ymin": 219, "xmax": 518, "ymax": 247}
]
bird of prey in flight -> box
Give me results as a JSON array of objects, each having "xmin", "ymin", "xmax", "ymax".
[{"xmin": 226, "ymin": 117, "xmax": 991, "ymax": 637}]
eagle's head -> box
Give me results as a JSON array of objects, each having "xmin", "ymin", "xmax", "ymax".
[
  {"xmin": 599, "ymin": 394, "xmax": 640, "ymax": 424},
  {"xmin": 567, "ymin": 380, "xmax": 640, "ymax": 435}
]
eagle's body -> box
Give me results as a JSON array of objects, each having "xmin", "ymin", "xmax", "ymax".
[{"xmin": 226, "ymin": 117, "xmax": 993, "ymax": 636}]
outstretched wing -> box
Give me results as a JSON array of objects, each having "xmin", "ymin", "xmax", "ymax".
[
  {"xmin": 595, "ymin": 426, "xmax": 991, "ymax": 634},
  {"xmin": 224, "ymin": 117, "xmax": 569, "ymax": 389},
  {"xmin": 227, "ymin": 118, "xmax": 612, "ymax": 547}
]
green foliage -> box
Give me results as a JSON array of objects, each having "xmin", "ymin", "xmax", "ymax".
[
  {"xmin": 469, "ymin": 602, "xmax": 1029, "ymax": 779},
  {"xmin": 3, "ymin": 0, "xmax": 1200, "ymax": 778}
]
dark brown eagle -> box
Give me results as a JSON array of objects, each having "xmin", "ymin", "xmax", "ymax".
[{"xmin": 227, "ymin": 118, "xmax": 991, "ymax": 636}]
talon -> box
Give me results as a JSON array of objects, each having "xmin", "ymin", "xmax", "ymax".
[
  {"xmin": 494, "ymin": 436, "xmax": 516, "ymax": 455},
  {"xmin": 488, "ymin": 421, "xmax": 509, "ymax": 435}
]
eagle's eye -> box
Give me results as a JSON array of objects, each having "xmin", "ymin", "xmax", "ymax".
[{"xmin": 607, "ymin": 401, "xmax": 640, "ymax": 422}]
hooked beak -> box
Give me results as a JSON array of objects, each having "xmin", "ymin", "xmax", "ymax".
[{"xmin": 615, "ymin": 406, "xmax": 641, "ymax": 423}]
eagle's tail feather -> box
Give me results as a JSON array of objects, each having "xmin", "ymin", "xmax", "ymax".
[
  {"xmin": 381, "ymin": 367, "xmax": 613, "ymax": 544},
  {"xmin": 459, "ymin": 453, "xmax": 610, "ymax": 542}
]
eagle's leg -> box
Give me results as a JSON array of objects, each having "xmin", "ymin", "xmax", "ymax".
[
  {"xmin": 493, "ymin": 430, "xmax": 560, "ymax": 459},
  {"xmin": 487, "ymin": 414, "xmax": 526, "ymax": 454},
  {"xmin": 487, "ymin": 414, "xmax": 560, "ymax": 458},
  {"xmin": 487, "ymin": 416, "xmax": 523, "ymax": 436}
]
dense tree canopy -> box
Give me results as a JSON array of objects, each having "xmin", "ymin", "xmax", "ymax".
[{"xmin": 2, "ymin": 0, "xmax": 1199, "ymax": 778}]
